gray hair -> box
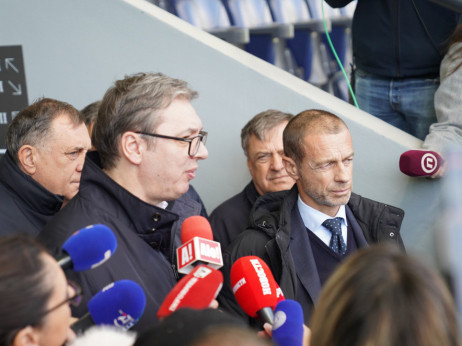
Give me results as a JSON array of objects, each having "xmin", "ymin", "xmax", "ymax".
[
  {"xmin": 92, "ymin": 72, "xmax": 198, "ymax": 170},
  {"xmin": 240, "ymin": 109, "xmax": 293, "ymax": 157},
  {"xmin": 6, "ymin": 97, "xmax": 84, "ymax": 164}
]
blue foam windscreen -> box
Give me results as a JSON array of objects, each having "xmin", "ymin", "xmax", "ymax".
[
  {"xmin": 62, "ymin": 224, "xmax": 117, "ymax": 272},
  {"xmin": 88, "ymin": 280, "xmax": 146, "ymax": 330},
  {"xmin": 272, "ymin": 299, "xmax": 304, "ymax": 346}
]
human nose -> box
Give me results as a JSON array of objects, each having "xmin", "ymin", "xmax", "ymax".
[
  {"xmin": 271, "ymin": 154, "xmax": 285, "ymax": 171},
  {"xmin": 335, "ymin": 162, "xmax": 350, "ymax": 182},
  {"xmin": 76, "ymin": 152, "xmax": 86, "ymax": 172},
  {"xmin": 193, "ymin": 141, "xmax": 208, "ymax": 160}
]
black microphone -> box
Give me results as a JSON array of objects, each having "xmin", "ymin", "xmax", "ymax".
[{"xmin": 57, "ymin": 224, "xmax": 117, "ymax": 271}]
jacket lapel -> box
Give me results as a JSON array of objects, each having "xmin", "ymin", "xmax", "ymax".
[
  {"xmin": 289, "ymin": 204, "xmax": 322, "ymax": 304},
  {"xmin": 346, "ymin": 205, "xmax": 369, "ymax": 247}
]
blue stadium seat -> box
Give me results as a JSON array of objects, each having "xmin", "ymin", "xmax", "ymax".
[
  {"xmin": 222, "ymin": 0, "xmax": 294, "ymax": 70},
  {"xmin": 268, "ymin": 0, "xmax": 330, "ymax": 86},
  {"xmin": 305, "ymin": 0, "xmax": 355, "ymax": 101},
  {"xmin": 171, "ymin": 0, "xmax": 249, "ymax": 44}
]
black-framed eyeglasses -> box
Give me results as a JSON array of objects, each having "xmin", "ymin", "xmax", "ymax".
[
  {"xmin": 41, "ymin": 280, "xmax": 82, "ymax": 317},
  {"xmin": 135, "ymin": 130, "xmax": 208, "ymax": 157}
]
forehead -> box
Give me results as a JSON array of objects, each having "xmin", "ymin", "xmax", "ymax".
[
  {"xmin": 303, "ymin": 129, "xmax": 353, "ymax": 160},
  {"xmin": 155, "ymin": 97, "xmax": 202, "ymax": 133},
  {"xmin": 47, "ymin": 113, "xmax": 90, "ymax": 146},
  {"xmin": 247, "ymin": 122, "xmax": 287, "ymax": 152},
  {"xmin": 41, "ymin": 252, "xmax": 60, "ymax": 287}
]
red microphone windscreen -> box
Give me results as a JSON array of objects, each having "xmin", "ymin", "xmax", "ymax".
[
  {"xmin": 230, "ymin": 256, "xmax": 279, "ymax": 318},
  {"xmin": 181, "ymin": 216, "xmax": 213, "ymax": 244},
  {"xmin": 399, "ymin": 150, "xmax": 444, "ymax": 177},
  {"xmin": 157, "ymin": 265, "xmax": 223, "ymax": 319}
]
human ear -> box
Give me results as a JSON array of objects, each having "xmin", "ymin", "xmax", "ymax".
[
  {"xmin": 12, "ymin": 326, "xmax": 40, "ymax": 346},
  {"xmin": 283, "ymin": 156, "xmax": 300, "ymax": 181},
  {"xmin": 17, "ymin": 145, "xmax": 37, "ymax": 175},
  {"xmin": 120, "ymin": 132, "xmax": 143, "ymax": 165}
]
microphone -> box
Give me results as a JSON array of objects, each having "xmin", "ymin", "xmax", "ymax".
[
  {"xmin": 57, "ymin": 224, "xmax": 117, "ymax": 272},
  {"xmin": 176, "ymin": 216, "xmax": 223, "ymax": 274},
  {"xmin": 399, "ymin": 150, "xmax": 444, "ymax": 177},
  {"xmin": 157, "ymin": 264, "xmax": 223, "ymax": 319},
  {"xmin": 272, "ymin": 300, "xmax": 304, "ymax": 346},
  {"xmin": 230, "ymin": 256, "xmax": 279, "ymax": 324},
  {"xmin": 71, "ymin": 280, "xmax": 146, "ymax": 334}
]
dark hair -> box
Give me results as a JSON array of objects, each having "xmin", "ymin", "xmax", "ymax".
[
  {"xmin": 134, "ymin": 308, "xmax": 246, "ymax": 346},
  {"xmin": 240, "ymin": 110, "xmax": 293, "ymax": 157},
  {"xmin": 80, "ymin": 100, "xmax": 101, "ymax": 128},
  {"xmin": 6, "ymin": 97, "xmax": 84, "ymax": 165},
  {"xmin": 191, "ymin": 326, "xmax": 274, "ymax": 346},
  {"xmin": 310, "ymin": 244, "xmax": 461, "ymax": 346},
  {"xmin": 0, "ymin": 235, "xmax": 53, "ymax": 346},
  {"xmin": 283, "ymin": 109, "xmax": 347, "ymax": 165},
  {"xmin": 92, "ymin": 72, "xmax": 198, "ymax": 170}
]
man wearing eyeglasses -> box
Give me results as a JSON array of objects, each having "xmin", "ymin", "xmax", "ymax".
[{"xmin": 38, "ymin": 72, "xmax": 208, "ymax": 332}]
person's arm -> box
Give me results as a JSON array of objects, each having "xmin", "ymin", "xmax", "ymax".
[
  {"xmin": 423, "ymin": 42, "xmax": 462, "ymax": 155},
  {"xmin": 325, "ymin": 0, "xmax": 355, "ymax": 8}
]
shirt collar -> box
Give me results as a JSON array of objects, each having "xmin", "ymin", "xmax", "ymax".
[
  {"xmin": 297, "ymin": 194, "xmax": 347, "ymax": 232},
  {"xmin": 157, "ymin": 201, "xmax": 169, "ymax": 209}
]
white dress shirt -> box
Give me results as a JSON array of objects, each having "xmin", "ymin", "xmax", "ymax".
[{"xmin": 297, "ymin": 195, "xmax": 348, "ymax": 246}]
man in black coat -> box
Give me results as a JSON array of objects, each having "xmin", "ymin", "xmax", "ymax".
[
  {"xmin": 218, "ymin": 109, "xmax": 405, "ymax": 325},
  {"xmin": 0, "ymin": 98, "xmax": 91, "ymax": 236},
  {"xmin": 209, "ymin": 110, "xmax": 295, "ymax": 250},
  {"xmin": 38, "ymin": 73, "xmax": 209, "ymax": 331}
]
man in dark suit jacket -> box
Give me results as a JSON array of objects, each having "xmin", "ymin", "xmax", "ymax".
[
  {"xmin": 209, "ymin": 110, "xmax": 295, "ymax": 250},
  {"xmin": 218, "ymin": 109, "xmax": 405, "ymax": 325}
]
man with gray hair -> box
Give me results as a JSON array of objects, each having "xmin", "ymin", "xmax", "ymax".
[
  {"xmin": 38, "ymin": 72, "xmax": 208, "ymax": 331},
  {"xmin": 209, "ymin": 110, "xmax": 295, "ymax": 250},
  {"xmin": 0, "ymin": 98, "xmax": 91, "ymax": 236}
]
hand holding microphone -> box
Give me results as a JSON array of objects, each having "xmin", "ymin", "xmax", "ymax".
[
  {"xmin": 399, "ymin": 149, "xmax": 445, "ymax": 178},
  {"xmin": 230, "ymin": 256, "xmax": 281, "ymax": 324},
  {"xmin": 71, "ymin": 280, "xmax": 146, "ymax": 334},
  {"xmin": 176, "ymin": 216, "xmax": 223, "ymax": 274},
  {"xmin": 58, "ymin": 224, "xmax": 117, "ymax": 271}
]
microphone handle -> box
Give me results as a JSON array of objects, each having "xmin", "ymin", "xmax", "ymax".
[
  {"xmin": 57, "ymin": 252, "xmax": 73, "ymax": 271},
  {"xmin": 71, "ymin": 312, "xmax": 95, "ymax": 334},
  {"xmin": 257, "ymin": 307, "xmax": 275, "ymax": 325}
]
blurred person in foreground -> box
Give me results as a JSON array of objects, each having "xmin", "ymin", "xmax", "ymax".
[
  {"xmin": 0, "ymin": 235, "xmax": 79, "ymax": 346},
  {"xmin": 134, "ymin": 308, "xmax": 272, "ymax": 346},
  {"xmin": 310, "ymin": 244, "xmax": 461, "ymax": 346},
  {"xmin": 422, "ymin": 23, "xmax": 462, "ymax": 178}
]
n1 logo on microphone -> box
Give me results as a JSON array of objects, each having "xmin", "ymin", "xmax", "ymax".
[
  {"xmin": 421, "ymin": 153, "xmax": 438, "ymax": 174},
  {"xmin": 177, "ymin": 237, "xmax": 223, "ymax": 274}
]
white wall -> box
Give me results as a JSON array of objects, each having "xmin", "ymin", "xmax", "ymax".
[{"xmin": 0, "ymin": 0, "xmax": 442, "ymax": 262}]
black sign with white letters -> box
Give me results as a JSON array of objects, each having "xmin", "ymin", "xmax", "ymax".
[{"xmin": 0, "ymin": 45, "xmax": 28, "ymax": 153}]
